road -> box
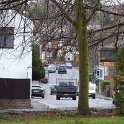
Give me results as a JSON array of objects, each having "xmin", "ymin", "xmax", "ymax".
[
  {"xmin": 32, "ymin": 94, "xmax": 115, "ymax": 110},
  {"xmin": 32, "ymin": 67, "xmax": 115, "ymax": 110}
]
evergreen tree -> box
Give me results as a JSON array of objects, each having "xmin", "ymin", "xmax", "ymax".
[
  {"xmin": 114, "ymin": 44, "xmax": 124, "ymax": 113},
  {"xmin": 32, "ymin": 44, "xmax": 45, "ymax": 80},
  {"xmin": 116, "ymin": 45, "xmax": 124, "ymax": 76}
]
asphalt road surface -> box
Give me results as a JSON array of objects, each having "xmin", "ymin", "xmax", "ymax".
[{"xmin": 32, "ymin": 67, "xmax": 115, "ymax": 110}]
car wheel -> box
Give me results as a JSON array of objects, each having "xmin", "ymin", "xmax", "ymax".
[
  {"xmin": 92, "ymin": 94, "xmax": 95, "ymax": 99},
  {"xmin": 56, "ymin": 96, "xmax": 60, "ymax": 100}
]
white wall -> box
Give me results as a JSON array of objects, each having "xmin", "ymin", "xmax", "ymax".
[{"xmin": 0, "ymin": 10, "xmax": 32, "ymax": 79}]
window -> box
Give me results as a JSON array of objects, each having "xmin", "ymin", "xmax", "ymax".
[
  {"xmin": 100, "ymin": 48, "xmax": 116, "ymax": 62},
  {"xmin": 0, "ymin": 27, "xmax": 14, "ymax": 48}
]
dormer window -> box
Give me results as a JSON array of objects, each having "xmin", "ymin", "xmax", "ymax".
[{"xmin": 0, "ymin": 27, "xmax": 14, "ymax": 48}]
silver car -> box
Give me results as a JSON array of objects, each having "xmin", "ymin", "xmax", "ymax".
[{"xmin": 48, "ymin": 64, "xmax": 56, "ymax": 73}]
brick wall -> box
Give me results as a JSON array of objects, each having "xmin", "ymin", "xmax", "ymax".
[{"xmin": 0, "ymin": 99, "xmax": 31, "ymax": 109}]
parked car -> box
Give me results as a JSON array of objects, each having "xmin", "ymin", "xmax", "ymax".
[
  {"xmin": 31, "ymin": 85, "xmax": 45, "ymax": 98},
  {"xmin": 58, "ymin": 65, "xmax": 67, "ymax": 74},
  {"xmin": 40, "ymin": 77, "xmax": 48, "ymax": 84},
  {"xmin": 48, "ymin": 64, "xmax": 56, "ymax": 73},
  {"xmin": 65, "ymin": 63, "xmax": 72, "ymax": 69},
  {"xmin": 50, "ymin": 85, "xmax": 57, "ymax": 95},
  {"xmin": 43, "ymin": 63, "xmax": 49, "ymax": 67}
]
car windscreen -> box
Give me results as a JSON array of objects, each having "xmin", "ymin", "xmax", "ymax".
[
  {"xmin": 59, "ymin": 66, "xmax": 65, "ymax": 69},
  {"xmin": 59, "ymin": 82, "xmax": 74, "ymax": 86},
  {"xmin": 32, "ymin": 86, "xmax": 41, "ymax": 88}
]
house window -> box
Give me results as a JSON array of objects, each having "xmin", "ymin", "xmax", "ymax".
[{"xmin": 0, "ymin": 27, "xmax": 14, "ymax": 48}]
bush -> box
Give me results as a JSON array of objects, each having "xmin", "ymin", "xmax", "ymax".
[
  {"xmin": 114, "ymin": 44, "xmax": 124, "ymax": 113},
  {"xmin": 114, "ymin": 80, "xmax": 124, "ymax": 114},
  {"xmin": 100, "ymin": 80, "xmax": 111, "ymax": 92}
]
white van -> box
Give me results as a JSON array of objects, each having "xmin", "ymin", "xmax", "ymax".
[
  {"xmin": 77, "ymin": 82, "xmax": 96, "ymax": 99},
  {"xmin": 89, "ymin": 82, "xmax": 96, "ymax": 99}
]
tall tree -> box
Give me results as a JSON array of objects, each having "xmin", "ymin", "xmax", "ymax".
[
  {"xmin": 50, "ymin": 0, "xmax": 89, "ymax": 114},
  {"xmin": 74, "ymin": 0, "xmax": 89, "ymax": 114}
]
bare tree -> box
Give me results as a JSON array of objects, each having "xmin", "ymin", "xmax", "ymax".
[{"xmin": 27, "ymin": 0, "xmax": 124, "ymax": 114}]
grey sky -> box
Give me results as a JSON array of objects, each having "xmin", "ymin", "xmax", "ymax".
[{"xmin": 101, "ymin": 0, "xmax": 124, "ymax": 5}]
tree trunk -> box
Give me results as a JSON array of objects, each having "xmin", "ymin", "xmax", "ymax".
[{"xmin": 74, "ymin": 0, "xmax": 89, "ymax": 115}]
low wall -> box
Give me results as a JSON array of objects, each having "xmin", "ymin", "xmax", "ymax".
[
  {"xmin": 0, "ymin": 78, "xmax": 31, "ymax": 109},
  {"xmin": 0, "ymin": 99, "xmax": 31, "ymax": 109}
]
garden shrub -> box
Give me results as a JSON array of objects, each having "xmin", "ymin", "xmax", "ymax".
[
  {"xmin": 100, "ymin": 80, "xmax": 111, "ymax": 92},
  {"xmin": 114, "ymin": 44, "xmax": 124, "ymax": 114}
]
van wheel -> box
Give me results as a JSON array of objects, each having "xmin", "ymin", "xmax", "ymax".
[
  {"xmin": 56, "ymin": 96, "xmax": 60, "ymax": 100},
  {"xmin": 92, "ymin": 94, "xmax": 95, "ymax": 99},
  {"xmin": 72, "ymin": 96, "xmax": 76, "ymax": 100}
]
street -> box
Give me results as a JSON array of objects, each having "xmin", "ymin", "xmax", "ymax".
[
  {"xmin": 32, "ymin": 94, "xmax": 115, "ymax": 110},
  {"xmin": 32, "ymin": 67, "xmax": 115, "ymax": 110}
]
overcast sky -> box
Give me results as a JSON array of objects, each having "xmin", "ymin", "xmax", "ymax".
[{"xmin": 101, "ymin": 0, "xmax": 124, "ymax": 5}]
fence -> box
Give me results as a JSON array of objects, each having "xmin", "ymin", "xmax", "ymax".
[{"xmin": 0, "ymin": 78, "xmax": 30, "ymax": 99}]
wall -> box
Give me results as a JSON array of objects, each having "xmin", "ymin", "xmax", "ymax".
[{"xmin": 0, "ymin": 10, "xmax": 32, "ymax": 80}]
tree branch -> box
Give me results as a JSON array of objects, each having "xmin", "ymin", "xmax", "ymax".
[{"xmin": 50, "ymin": 0, "xmax": 75, "ymax": 25}]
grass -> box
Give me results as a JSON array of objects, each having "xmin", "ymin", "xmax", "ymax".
[{"xmin": 0, "ymin": 114, "xmax": 124, "ymax": 124}]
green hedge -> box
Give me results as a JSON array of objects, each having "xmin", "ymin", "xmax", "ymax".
[{"xmin": 100, "ymin": 80, "xmax": 111, "ymax": 92}]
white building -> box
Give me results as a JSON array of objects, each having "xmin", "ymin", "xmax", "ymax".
[
  {"xmin": 0, "ymin": 10, "xmax": 32, "ymax": 80},
  {"xmin": 0, "ymin": 10, "xmax": 33, "ymax": 106}
]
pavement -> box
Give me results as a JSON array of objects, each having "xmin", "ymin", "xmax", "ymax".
[
  {"xmin": 96, "ymin": 94, "xmax": 112, "ymax": 100},
  {"xmin": 0, "ymin": 99, "xmax": 50, "ymax": 113},
  {"xmin": 0, "ymin": 95, "xmax": 114, "ymax": 114}
]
